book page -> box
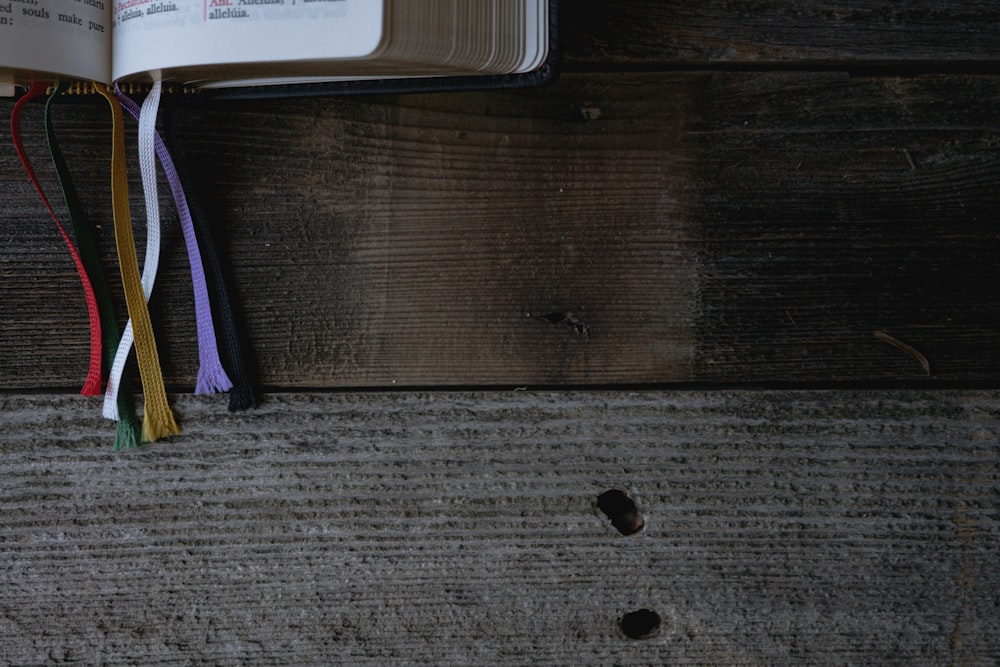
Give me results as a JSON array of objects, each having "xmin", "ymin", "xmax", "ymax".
[
  {"xmin": 193, "ymin": 0, "xmax": 548, "ymax": 90},
  {"xmin": 517, "ymin": 0, "xmax": 546, "ymax": 73},
  {"xmin": 0, "ymin": 0, "xmax": 111, "ymax": 84},
  {"xmin": 111, "ymin": 0, "xmax": 384, "ymax": 82}
]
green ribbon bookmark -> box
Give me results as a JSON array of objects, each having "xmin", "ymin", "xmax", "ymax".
[{"xmin": 45, "ymin": 81, "xmax": 142, "ymax": 450}]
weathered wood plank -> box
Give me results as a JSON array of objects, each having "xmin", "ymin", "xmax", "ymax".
[
  {"xmin": 689, "ymin": 72, "xmax": 1000, "ymax": 382},
  {"xmin": 2, "ymin": 72, "xmax": 998, "ymax": 389},
  {"xmin": 561, "ymin": 1, "xmax": 1000, "ymax": 66},
  {"xmin": 1, "ymin": 390, "xmax": 998, "ymax": 664}
]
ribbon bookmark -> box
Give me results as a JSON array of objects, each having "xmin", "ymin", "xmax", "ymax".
[
  {"xmin": 10, "ymin": 80, "xmax": 103, "ymax": 397},
  {"xmin": 45, "ymin": 80, "xmax": 142, "ymax": 449},
  {"xmin": 162, "ymin": 110, "xmax": 260, "ymax": 412},
  {"xmin": 95, "ymin": 82, "xmax": 179, "ymax": 443},
  {"xmin": 114, "ymin": 82, "xmax": 233, "ymax": 400}
]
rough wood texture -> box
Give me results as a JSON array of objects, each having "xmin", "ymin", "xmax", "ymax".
[
  {"xmin": 4, "ymin": 2, "xmax": 1000, "ymax": 390},
  {"xmin": 3, "ymin": 6, "xmax": 999, "ymax": 663},
  {"xmin": 561, "ymin": 1, "xmax": 1000, "ymax": 66},
  {"xmin": 1, "ymin": 390, "xmax": 998, "ymax": 665},
  {"xmin": 2, "ymin": 71, "xmax": 999, "ymax": 389}
]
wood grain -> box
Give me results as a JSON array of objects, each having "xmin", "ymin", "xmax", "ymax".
[
  {"xmin": 561, "ymin": 1, "xmax": 1000, "ymax": 66},
  {"xmin": 688, "ymin": 72, "xmax": 1000, "ymax": 382},
  {"xmin": 1, "ymin": 390, "xmax": 998, "ymax": 665},
  {"xmin": 4, "ymin": 6, "xmax": 999, "ymax": 665},
  {"xmin": 3, "ymin": 73, "xmax": 703, "ymax": 390},
  {"xmin": 3, "ymin": 72, "xmax": 999, "ymax": 389}
]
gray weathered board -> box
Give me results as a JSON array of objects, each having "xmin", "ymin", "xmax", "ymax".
[{"xmin": 2, "ymin": 390, "xmax": 998, "ymax": 665}]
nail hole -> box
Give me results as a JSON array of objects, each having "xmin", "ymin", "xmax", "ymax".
[
  {"xmin": 596, "ymin": 489, "xmax": 644, "ymax": 535},
  {"xmin": 620, "ymin": 609, "xmax": 662, "ymax": 640}
]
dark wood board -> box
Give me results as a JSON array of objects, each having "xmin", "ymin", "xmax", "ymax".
[
  {"xmin": 2, "ymin": 72, "xmax": 999, "ymax": 389},
  {"xmin": 561, "ymin": 1, "xmax": 1000, "ymax": 66},
  {"xmin": 2, "ymin": 390, "xmax": 998, "ymax": 665}
]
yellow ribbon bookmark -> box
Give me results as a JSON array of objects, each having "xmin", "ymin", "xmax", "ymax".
[{"xmin": 95, "ymin": 83, "xmax": 180, "ymax": 443}]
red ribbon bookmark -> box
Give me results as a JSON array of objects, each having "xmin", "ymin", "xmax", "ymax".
[{"xmin": 10, "ymin": 80, "xmax": 103, "ymax": 396}]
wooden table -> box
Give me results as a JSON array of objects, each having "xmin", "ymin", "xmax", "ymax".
[{"xmin": 2, "ymin": 3, "xmax": 998, "ymax": 664}]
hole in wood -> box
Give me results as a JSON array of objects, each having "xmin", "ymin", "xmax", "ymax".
[
  {"xmin": 596, "ymin": 489, "xmax": 644, "ymax": 535},
  {"xmin": 531, "ymin": 310, "xmax": 590, "ymax": 338},
  {"xmin": 620, "ymin": 609, "xmax": 662, "ymax": 640}
]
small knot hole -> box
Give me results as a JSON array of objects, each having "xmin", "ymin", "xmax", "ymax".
[
  {"xmin": 620, "ymin": 608, "xmax": 662, "ymax": 640},
  {"xmin": 596, "ymin": 489, "xmax": 644, "ymax": 535}
]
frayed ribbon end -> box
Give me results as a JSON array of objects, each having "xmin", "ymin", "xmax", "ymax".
[
  {"xmin": 141, "ymin": 406, "xmax": 181, "ymax": 443},
  {"xmin": 113, "ymin": 417, "xmax": 142, "ymax": 451},
  {"xmin": 80, "ymin": 373, "xmax": 103, "ymax": 397},
  {"xmin": 195, "ymin": 363, "xmax": 234, "ymax": 395},
  {"xmin": 228, "ymin": 384, "xmax": 260, "ymax": 412}
]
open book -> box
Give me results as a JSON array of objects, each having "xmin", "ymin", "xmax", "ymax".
[{"xmin": 1, "ymin": 0, "xmax": 552, "ymax": 96}]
